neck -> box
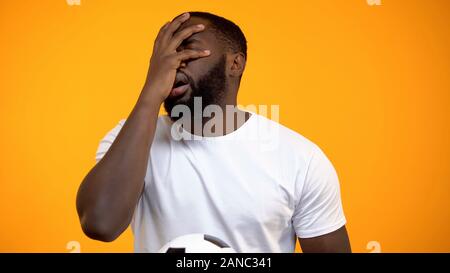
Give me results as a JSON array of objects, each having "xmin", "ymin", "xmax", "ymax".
[{"xmin": 182, "ymin": 96, "xmax": 251, "ymax": 137}]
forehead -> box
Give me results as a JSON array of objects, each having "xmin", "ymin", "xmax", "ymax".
[{"xmin": 176, "ymin": 17, "xmax": 219, "ymax": 46}]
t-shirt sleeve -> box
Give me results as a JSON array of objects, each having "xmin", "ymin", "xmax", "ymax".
[
  {"xmin": 95, "ymin": 119, "xmax": 126, "ymax": 163},
  {"xmin": 292, "ymin": 145, "xmax": 346, "ymax": 238}
]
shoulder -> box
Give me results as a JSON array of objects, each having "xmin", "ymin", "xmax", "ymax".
[{"xmin": 251, "ymin": 113, "xmax": 319, "ymax": 159}]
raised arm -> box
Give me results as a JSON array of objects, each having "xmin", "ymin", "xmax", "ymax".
[{"xmin": 76, "ymin": 13, "xmax": 210, "ymax": 242}]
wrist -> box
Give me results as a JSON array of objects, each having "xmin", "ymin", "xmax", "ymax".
[
  {"xmin": 135, "ymin": 90, "xmax": 164, "ymax": 116},
  {"xmin": 138, "ymin": 85, "xmax": 166, "ymax": 107}
]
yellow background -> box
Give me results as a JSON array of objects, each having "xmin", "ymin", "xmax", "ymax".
[{"xmin": 0, "ymin": 0, "xmax": 449, "ymax": 252}]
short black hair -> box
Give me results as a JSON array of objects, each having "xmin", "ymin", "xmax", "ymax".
[{"xmin": 188, "ymin": 11, "xmax": 247, "ymax": 59}]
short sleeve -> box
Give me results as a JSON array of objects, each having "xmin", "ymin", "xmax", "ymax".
[
  {"xmin": 95, "ymin": 119, "xmax": 126, "ymax": 163},
  {"xmin": 292, "ymin": 145, "xmax": 346, "ymax": 238}
]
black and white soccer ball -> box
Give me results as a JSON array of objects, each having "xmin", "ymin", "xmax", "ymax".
[{"xmin": 158, "ymin": 233, "xmax": 236, "ymax": 253}]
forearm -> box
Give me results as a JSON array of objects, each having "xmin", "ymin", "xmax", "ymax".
[
  {"xmin": 76, "ymin": 12, "xmax": 208, "ymax": 242},
  {"xmin": 76, "ymin": 90, "xmax": 162, "ymax": 241}
]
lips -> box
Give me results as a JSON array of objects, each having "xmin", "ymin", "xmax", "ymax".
[{"xmin": 170, "ymin": 73, "xmax": 190, "ymax": 97}]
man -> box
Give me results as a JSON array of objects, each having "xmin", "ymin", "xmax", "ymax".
[{"xmin": 76, "ymin": 11, "xmax": 351, "ymax": 253}]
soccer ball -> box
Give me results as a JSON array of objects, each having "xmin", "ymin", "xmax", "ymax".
[{"xmin": 158, "ymin": 233, "xmax": 236, "ymax": 253}]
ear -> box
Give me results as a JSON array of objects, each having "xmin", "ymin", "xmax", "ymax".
[{"xmin": 228, "ymin": 52, "xmax": 246, "ymax": 78}]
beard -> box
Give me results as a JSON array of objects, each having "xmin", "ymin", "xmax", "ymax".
[{"xmin": 164, "ymin": 54, "xmax": 227, "ymax": 121}]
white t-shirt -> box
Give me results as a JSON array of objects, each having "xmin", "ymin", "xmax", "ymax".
[{"xmin": 95, "ymin": 112, "xmax": 346, "ymax": 252}]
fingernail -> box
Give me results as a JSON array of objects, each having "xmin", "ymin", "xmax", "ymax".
[
  {"xmin": 204, "ymin": 50, "xmax": 210, "ymax": 54},
  {"xmin": 197, "ymin": 24, "xmax": 204, "ymax": 29}
]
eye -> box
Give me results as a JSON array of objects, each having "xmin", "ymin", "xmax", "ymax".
[
  {"xmin": 183, "ymin": 39, "xmax": 199, "ymax": 47},
  {"xmin": 178, "ymin": 39, "xmax": 200, "ymax": 51}
]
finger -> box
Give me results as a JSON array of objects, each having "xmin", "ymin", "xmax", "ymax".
[
  {"xmin": 168, "ymin": 24, "xmax": 205, "ymax": 51},
  {"xmin": 161, "ymin": 12, "xmax": 190, "ymax": 44},
  {"xmin": 156, "ymin": 21, "xmax": 170, "ymax": 41},
  {"xmin": 176, "ymin": 49, "xmax": 211, "ymax": 62},
  {"xmin": 154, "ymin": 21, "xmax": 171, "ymax": 49}
]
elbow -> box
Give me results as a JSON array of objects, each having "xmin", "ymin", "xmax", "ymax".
[
  {"xmin": 76, "ymin": 180, "xmax": 122, "ymax": 242},
  {"xmin": 79, "ymin": 214, "xmax": 121, "ymax": 242},
  {"xmin": 76, "ymin": 180, "xmax": 130, "ymax": 243}
]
